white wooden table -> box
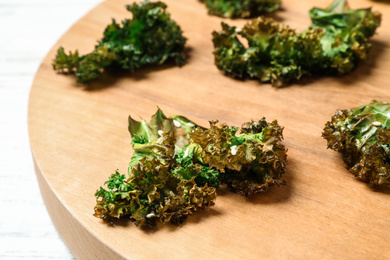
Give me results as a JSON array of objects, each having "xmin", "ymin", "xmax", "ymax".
[{"xmin": 0, "ymin": 1, "xmax": 101, "ymax": 258}]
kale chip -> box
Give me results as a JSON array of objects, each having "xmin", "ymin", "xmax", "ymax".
[
  {"xmin": 323, "ymin": 100, "xmax": 390, "ymax": 187},
  {"xmin": 53, "ymin": 0, "xmax": 186, "ymax": 83},
  {"xmin": 94, "ymin": 109, "xmax": 288, "ymax": 227},
  {"xmin": 200, "ymin": 0, "xmax": 280, "ymax": 18},
  {"xmin": 212, "ymin": 0, "xmax": 381, "ymax": 87}
]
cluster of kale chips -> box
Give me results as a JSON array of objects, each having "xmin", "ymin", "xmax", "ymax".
[
  {"xmin": 212, "ymin": 0, "xmax": 381, "ymax": 87},
  {"xmin": 94, "ymin": 109, "xmax": 288, "ymax": 228},
  {"xmin": 53, "ymin": 0, "xmax": 186, "ymax": 83},
  {"xmin": 200, "ymin": 0, "xmax": 280, "ymax": 18},
  {"xmin": 322, "ymin": 101, "xmax": 390, "ymax": 187}
]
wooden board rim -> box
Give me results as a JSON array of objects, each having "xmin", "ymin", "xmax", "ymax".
[{"xmin": 28, "ymin": 0, "xmax": 390, "ymax": 259}]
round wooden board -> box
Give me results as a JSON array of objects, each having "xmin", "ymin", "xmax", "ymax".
[{"xmin": 28, "ymin": 0, "xmax": 390, "ymax": 259}]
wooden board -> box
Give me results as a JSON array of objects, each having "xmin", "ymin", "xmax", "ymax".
[{"xmin": 28, "ymin": 0, "xmax": 390, "ymax": 259}]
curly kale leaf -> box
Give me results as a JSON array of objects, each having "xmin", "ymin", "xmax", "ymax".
[
  {"xmin": 190, "ymin": 119, "xmax": 287, "ymax": 196},
  {"xmin": 127, "ymin": 108, "xmax": 200, "ymax": 168},
  {"xmin": 173, "ymin": 143, "xmax": 221, "ymax": 187},
  {"xmin": 309, "ymin": 0, "xmax": 382, "ymax": 74},
  {"xmin": 94, "ymin": 158, "xmax": 216, "ymax": 227},
  {"xmin": 53, "ymin": 0, "xmax": 186, "ymax": 83},
  {"xmin": 94, "ymin": 109, "xmax": 288, "ymax": 227},
  {"xmin": 200, "ymin": 0, "xmax": 280, "ymax": 18},
  {"xmin": 322, "ymin": 100, "xmax": 390, "ymax": 187},
  {"xmin": 213, "ymin": 19, "xmax": 324, "ymax": 87},
  {"xmin": 128, "ymin": 110, "xmax": 288, "ymax": 193},
  {"xmin": 212, "ymin": 0, "xmax": 381, "ymax": 87}
]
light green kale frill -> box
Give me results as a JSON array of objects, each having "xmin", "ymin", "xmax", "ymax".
[
  {"xmin": 322, "ymin": 101, "xmax": 390, "ymax": 187},
  {"xmin": 53, "ymin": 0, "xmax": 186, "ymax": 83},
  {"xmin": 94, "ymin": 109, "xmax": 288, "ymax": 228},
  {"xmin": 200, "ymin": 0, "xmax": 280, "ymax": 19},
  {"xmin": 212, "ymin": 0, "xmax": 381, "ymax": 87}
]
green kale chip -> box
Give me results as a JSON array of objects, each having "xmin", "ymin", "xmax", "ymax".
[
  {"xmin": 190, "ymin": 119, "xmax": 287, "ymax": 196},
  {"xmin": 200, "ymin": 0, "xmax": 280, "ymax": 18},
  {"xmin": 94, "ymin": 109, "xmax": 288, "ymax": 227},
  {"xmin": 212, "ymin": 0, "xmax": 381, "ymax": 87},
  {"xmin": 322, "ymin": 101, "xmax": 390, "ymax": 187},
  {"xmin": 94, "ymin": 159, "xmax": 217, "ymax": 227},
  {"xmin": 53, "ymin": 0, "xmax": 186, "ymax": 83}
]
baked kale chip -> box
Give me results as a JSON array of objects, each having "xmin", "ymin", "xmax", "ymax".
[
  {"xmin": 200, "ymin": 0, "xmax": 280, "ymax": 18},
  {"xmin": 94, "ymin": 109, "xmax": 288, "ymax": 228},
  {"xmin": 212, "ymin": 0, "xmax": 381, "ymax": 87},
  {"xmin": 322, "ymin": 100, "xmax": 390, "ymax": 187},
  {"xmin": 53, "ymin": 0, "xmax": 186, "ymax": 83}
]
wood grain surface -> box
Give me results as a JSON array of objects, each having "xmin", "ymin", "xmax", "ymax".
[{"xmin": 28, "ymin": 0, "xmax": 390, "ymax": 259}]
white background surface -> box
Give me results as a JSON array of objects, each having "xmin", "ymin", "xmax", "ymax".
[{"xmin": 0, "ymin": 1, "xmax": 102, "ymax": 258}]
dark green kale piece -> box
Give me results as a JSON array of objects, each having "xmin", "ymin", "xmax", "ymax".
[
  {"xmin": 212, "ymin": 0, "xmax": 381, "ymax": 87},
  {"xmin": 94, "ymin": 109, "xmax": 288, "ymax": 227},
  {"xmin": 53, "ymin": 0, "xmax": 186, "ymax": 83},
  {"xmin": 322, "ymin": 100, "xmax": 390, "ymax": 187},
  {"xmin": 212, "ymin": 19, "xmax": 324, "ymax": 87},
  {"xmin": 200, "ymin": 0, "xmax": 280, "ymax": 19}
]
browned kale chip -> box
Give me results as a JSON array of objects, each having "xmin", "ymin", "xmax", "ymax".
[
  {"xmin": 212, "ymin": 0, "xmax": 381, "ymax": 87},
  {"xmin": 323, "ymin": 100, "xmax": 390, "ymax": 187},
  {"xmin": 94, "ymin": 109, "xmax": 288, "ymax": 228}
]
